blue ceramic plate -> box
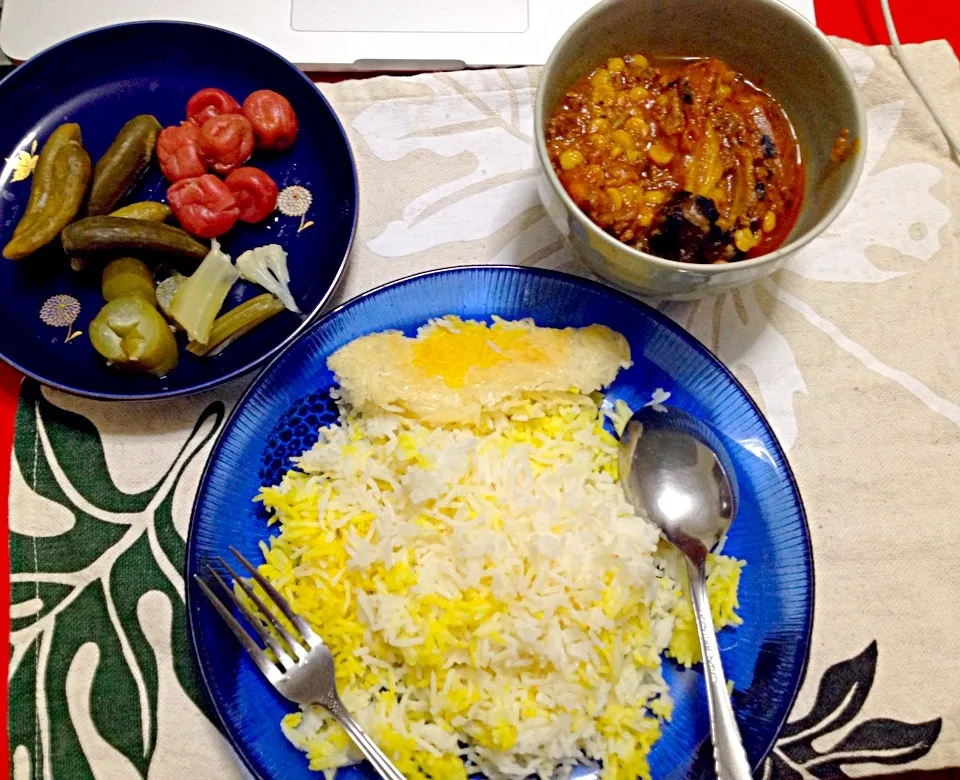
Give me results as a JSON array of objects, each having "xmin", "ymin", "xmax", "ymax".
[
  {"xmin": 187, "ymin": 266, "xmax": 813, "ymax": 780},
  {"xmin": 0, "ymin": 21, "xmax": 357, "ymax": 399}
]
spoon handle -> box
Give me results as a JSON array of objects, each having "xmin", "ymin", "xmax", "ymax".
[{"xmin": 687, "ymin": 559, "xmax": 753, "ymax": 780}]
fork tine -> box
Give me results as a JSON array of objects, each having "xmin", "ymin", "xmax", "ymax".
[
  {"xmin": 219, "ymin": 557, "xmax": 307, "ymax": 662},
  {"xmin": 219, "ymin": 558, "xmax": 301, "ymax": 653},
  {"xmin": 229, "ymin": 547, "xmax": 319, "ymax": 643},
  {"xmin": 208, "ymin": 563, "xmax": 299, "ymax": 668},
  {"xmin": 194, "ymin": 575, "xmax": 279, "ymax": 681}
]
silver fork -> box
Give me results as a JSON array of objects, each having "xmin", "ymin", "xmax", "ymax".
[{"xmin": 195, "ymin": 546, "xmax": 406, "ymax": 780}]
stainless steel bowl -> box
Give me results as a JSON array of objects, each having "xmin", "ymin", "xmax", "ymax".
[{"xmin": 534, "ymin": 0, "xmax": 867, "ymax": 299}]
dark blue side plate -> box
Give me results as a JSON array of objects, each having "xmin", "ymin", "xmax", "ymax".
[
  {"xmin": 0, "ymin": 21, "xmax": 357, "ymax": 399},
  {"xmin": 187, "ymin": 267, "xmax": 813, "ymax": 780}
]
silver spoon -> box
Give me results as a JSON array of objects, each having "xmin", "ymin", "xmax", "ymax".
[{"xmin": 619, "ymin": 405, "xmax": 752, "ymax": 780}]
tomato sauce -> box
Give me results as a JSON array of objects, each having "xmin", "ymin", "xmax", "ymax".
[{"xmin": 546, "ymin": 55, "xmax": 805, "ymax": 264}]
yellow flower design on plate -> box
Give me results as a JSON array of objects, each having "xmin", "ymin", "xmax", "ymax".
[{"xmin": 6, "ymin": 139, "xmax": 39, "ymax": 183}]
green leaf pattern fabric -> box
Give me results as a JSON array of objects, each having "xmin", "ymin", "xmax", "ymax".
[{"xmin": 9, "ymin": 383, "xmax": 245, "ymax": 779}]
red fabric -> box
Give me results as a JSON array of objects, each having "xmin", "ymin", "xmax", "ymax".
[
  {"xmin": 817, "ymin": 0, "xmax": 960, "ymax": 55},
  {"xmin": 2, "ymin": 0, "xmax": 959, "ymax": 772},
  {"xmin": 1, "ymin": 363, "xmax": 21, "ymax": 773}
]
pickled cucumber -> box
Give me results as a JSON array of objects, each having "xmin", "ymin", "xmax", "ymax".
[
  {"xmin": 102, "ymin": 257, "xmax": 156, "ymax": 305},
  {"xmin": 109, "ymin": 201, "xmax": 171, "ymax": 222},
  {"xmin": 88, "ymin": 115, "xmax": 161, "ymax": 216},
  {"xmin": 62, "ymin": 217, "xmax": 208, "ymax": 260}
]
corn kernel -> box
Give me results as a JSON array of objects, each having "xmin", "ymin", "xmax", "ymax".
[
  {"xmin": 648, "ymin": 143, "xmax": 674, "ymax": 165},
  {"xmin": 716, "ymin": 84, "xmax": 732, "ymax": 100},
  {"xmin": 589, "ymin": 117, "xmax": 610, "ymax": 133},
  {"xmin": 638, "ymin": 206, "xmax": 655, "ymax": 227},
  {"xmin": 591, "ymin": 86, "xmax": 615, "ymax": 104},
  {"xmin": 628, "ymin": 86, "xmax": 649, "ymax": 101},
  {"xmin": 590, "ymin": 69, "xmax": 612, "ymax": 88},
  {"xmin": 609, "ymin": 145, "xmax": 623, "ymax": 159},
  {"xmin": 606, "ymin": 187, "xmax": 623, "ymax": 210},
  {"xmin": 607, "ymin": 57, "xmax": 627, "ymax": 73},
  {"xmin": 620, "ymin": 184, "xmax": 642, "ymax": 204},
  {"xmin": 559, "ymin": 149, "xmax": 584, "ymax": 170},
  {"xmin": 734, "ymin": 228, "xmax": 759, "ymax": 252},
  {"xmin": 762, "ymin": 210, "xmax": 777, "ymax": 233},
  {"xmin": 629, "ymin": 54, "xmax": 650, "ymax": 70},
  {"xmin": 626, "ymin": 150, "xmax": 643, "ymax": 163},
  {"xmin": 624, "ymin": 116, "xmax": 648, "ymax": 138},
  {"xmin": 589, "ymin": 132, "xmax": 609, "ymax": 149},
  {"xmin": 611, "ymin": 129, "xmax": 634, "ymax": 151},
  {"xmin": 643, "ymin": 190, "xmax": 667, "ymax": 204}
]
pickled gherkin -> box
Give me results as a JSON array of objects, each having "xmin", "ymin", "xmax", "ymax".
[
  {"xmin": 109, "ymin": 201, "xmax": 171, "ymax": 222},
  {"xmin": 88, "ymin": 115, "xmax": 161, "ymax": 216},
  {"xmin": 102, "ymin": 258, "xmax": 156, "ymax": 305},
  {"xmin": 62, "ymin": 217, "xmax": 208, "ymax": 261}
]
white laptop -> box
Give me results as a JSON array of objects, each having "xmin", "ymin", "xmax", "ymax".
[{"xmin": 0, "ymin": 0, "xmax": 815, "ymax": 70}]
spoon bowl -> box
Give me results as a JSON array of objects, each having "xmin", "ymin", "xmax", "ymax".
[
  {"xmin": 619, "ymin": 404, "xmax": 752, "ymax": 780},
  {"xmin": 619, "ymin": 405, "xmax": 738, "ymax": 563}
]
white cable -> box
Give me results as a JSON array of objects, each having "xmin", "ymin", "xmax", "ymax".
[{"xmin": 880, "ymin": 0, "xmax": 960, "ymax": 163}]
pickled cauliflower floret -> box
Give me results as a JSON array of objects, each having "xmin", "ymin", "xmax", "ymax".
[{"xmin": 236, "ymin": 243, "xmax": 300, "ymax": 314}]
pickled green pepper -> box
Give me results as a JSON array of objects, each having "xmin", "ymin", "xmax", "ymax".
[
  {"xmin": 89, "ymin": 296, "xmax": 179, "ymax": 376},
  {"xmin": 3, "ymin": 124, "xmax": 92, "ymax": 261}
]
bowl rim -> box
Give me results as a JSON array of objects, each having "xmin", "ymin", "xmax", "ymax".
[
  {"xmin": 0, "ymin": 19, "xmax": 358, "ymax": 402},
  {"xmin": 533, "ymin": 0, "xmax": 868, "ymax": 276}
]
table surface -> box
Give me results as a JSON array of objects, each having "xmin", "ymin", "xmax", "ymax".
[{"xmin": 1, "ymin": 0, "xmax": 958, "ymax": 775}]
